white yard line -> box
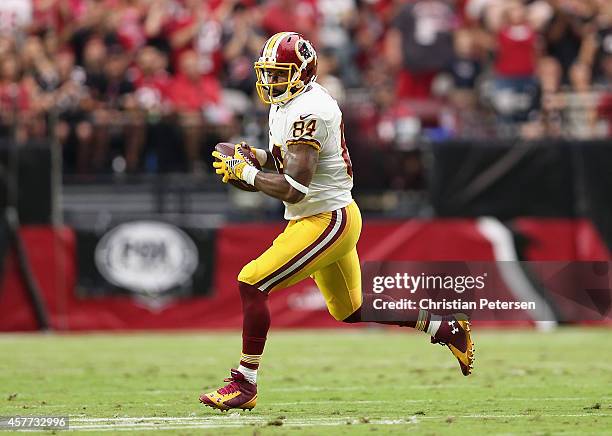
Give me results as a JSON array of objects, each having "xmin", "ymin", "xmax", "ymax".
[
  {"xmin": 61, "ymin": 413, "xmax": 611, "ymax": 431},
  {"xmin": 268, "ymin": 384, "xmax": 465, "ymax": 392},
  {"xmin": 25, "ymin": 396, "xmax": 610, "ymax": 410},
  {"xmin": 266, "ymin": 397, "xmax": 611, "ymax": 405},
  {"xmin": 69, "ymin": 412, "xmax": 612, "ymax": 423},
  {"xmin": 268, "ymin": 383, "xmax": 609, "ymax": 392}
]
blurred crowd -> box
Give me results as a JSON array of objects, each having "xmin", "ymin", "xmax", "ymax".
[{"xmin": 0, "ymin": 0, "xmax": 611, "ymax": 174}]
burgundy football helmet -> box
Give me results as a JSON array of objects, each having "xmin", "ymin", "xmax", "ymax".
[{"xmin": 254, "ymin": 32, "xmax": 318, "ymax": 105}]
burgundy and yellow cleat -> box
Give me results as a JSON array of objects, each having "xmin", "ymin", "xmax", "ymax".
[
  {"xmin": 431, "ymin": 314, "xmax": 475, "ymax": 376},
  {"xmin": 199, "ymin": 369, "xmax": 257, "ymax": 411}
]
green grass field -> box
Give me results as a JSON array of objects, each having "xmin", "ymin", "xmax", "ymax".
[{"xmin": 0, "ymin": 328, "xmax": 610, "ymax": 434}]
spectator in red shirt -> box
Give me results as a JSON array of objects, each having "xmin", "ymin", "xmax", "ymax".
[
  {"xmin": 494, "ymin": 1, "xmax": 538, "ymax": 78},
  {"xmin": 164, "ymin": 0, "xmax": 224, "ymax": 76},
  {"xmin": 168, "ymin": 49, "xmax": 220, "ymax": 111},
  {"xmin": 133, "ymin": 45, "xmax": 170, "ymax": 113},
  {"xmin": 490, "ymin": 1, "xmax": 541, "ymax": 127},
  {"xmin": 168, "ymin": 49, "xmax": 221, "ymax": 172},
  {"xmin": 131, "ymin": 44, "xmax": 176, "ymax": 172},
  {"xmin": 385, "ymin": 0, "xmax": 456, "ymax": 99}
]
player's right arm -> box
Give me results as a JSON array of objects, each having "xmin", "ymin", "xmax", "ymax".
[
  {"xmin": 213, "ymin": 143, "xmax": 316, "ymax": 203},
  {"xmin": 214, "ymin": 113, "xmax": 324, "ymax": 199}
]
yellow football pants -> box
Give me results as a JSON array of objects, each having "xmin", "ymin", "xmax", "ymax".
[{"xmin": 238, "ymin": 201, "xmax": 362, "ymax": 321}]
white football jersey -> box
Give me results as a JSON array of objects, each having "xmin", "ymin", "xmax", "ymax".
[{"xmin": 267, "ymin": 82, "xmax": 354, "ymax": 220}]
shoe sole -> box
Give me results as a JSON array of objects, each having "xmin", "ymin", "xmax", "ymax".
[{"xmin": 199, "ymin": 395, "xmax": 257, "ymax": 411}]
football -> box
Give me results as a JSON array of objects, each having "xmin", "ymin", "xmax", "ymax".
[{"xmin": 214, "ymin": 142, "xmax": 261, "ymax": 192}]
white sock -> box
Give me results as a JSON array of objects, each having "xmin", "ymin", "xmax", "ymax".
[
  {"xmin": 427, "ymin": 315, "xmax": 442, "ymax": 337},
  {"xmin": 237, "ymin": 365, "xmax": 257, "ymax": 384}
]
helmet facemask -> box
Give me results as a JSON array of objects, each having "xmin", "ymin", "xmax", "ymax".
[
  {"xmin": 254, "ymin": 61, "xmax": 305, "ymax": 105},
  {"xmin": 254, "ymin": 32, "xmax": 317, "ymax": 105}
]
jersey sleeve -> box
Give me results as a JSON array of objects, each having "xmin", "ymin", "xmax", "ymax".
[{"xmin": 285, "ymin": 114, "xmax": 328, "ymax": 152}]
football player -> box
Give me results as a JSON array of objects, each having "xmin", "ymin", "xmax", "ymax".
[{"xmin": 200, "ymin": 32, "xmax": 474, "ymax": 411}]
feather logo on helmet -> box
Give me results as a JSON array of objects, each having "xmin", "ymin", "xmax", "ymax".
[{"xmin": 296, "ymin": 40, "xmax": 315, "ymax": 63}]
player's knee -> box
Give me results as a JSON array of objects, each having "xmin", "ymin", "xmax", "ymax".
[
  {"xmin": 238, "ymin": 281, "xmax": 262, "ymax": 298},
  {"xmin": 237, "ymin": 261, "xmax": 257, "ymax": 285},
  {"xmin": 238, "ymin": 281, "xmax": 268, "ymax": 312}
]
